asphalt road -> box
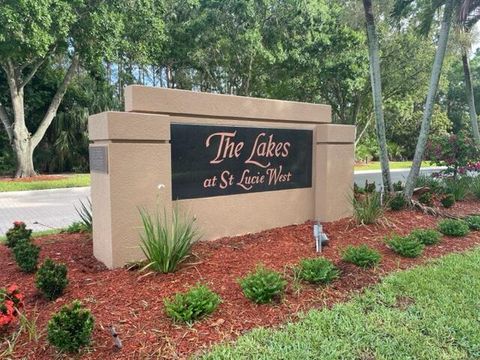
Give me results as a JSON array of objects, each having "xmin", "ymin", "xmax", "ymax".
[{"xmin": 0, "ymin": 167, "xmax": 443, "ymax": 235}]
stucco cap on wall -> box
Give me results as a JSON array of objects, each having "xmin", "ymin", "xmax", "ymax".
[
  {"xmin": 124, "ymin": 85, "xmax": 331, "ymax": 124},
  {"xmin": 88, "ymin": 111, "xmax": 170, "ymax": 141},
  {"xmin": 316, "ymin": 124, "xmax": 356, "ymax": 144}
]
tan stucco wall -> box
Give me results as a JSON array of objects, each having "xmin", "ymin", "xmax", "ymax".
[{"xmin": 89, "ymin": 87, "xmax": 355, "ymax": 268}]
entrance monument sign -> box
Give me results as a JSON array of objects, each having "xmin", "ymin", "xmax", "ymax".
[{"xmin": 89, "ymin": 86, "xmax": 355, "ymax": 268}]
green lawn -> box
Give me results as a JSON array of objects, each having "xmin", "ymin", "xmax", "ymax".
[
  {"xmin": 354, "ymin": 161, "xmax": 435, "ymax": 171},
  {"xmin": 203, "ymin": 248, "xmax": 480, "ymax": 359},
  {"xmin": 0, "ymin": 174, "xmax": 90, "ymax": 192}
]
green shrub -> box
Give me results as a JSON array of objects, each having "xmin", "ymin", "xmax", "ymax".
[
  {"xmin": 440, "ymin": 193, "xmax": 455, "ymax": 208},
  {"xmin": 47, "ymin": 301, "xmax": 94, "ymax": 353},
  {"xmin": 352, "ymin": 192, "xmax": 383, "ymax": 225},
  {"xmin": 465, "ymin": 215, "xmax": 480, "ymax": 230},
  {"xmin": 164, "ymin": 284, "xmax": 221, "ymax": 323},
  {"xmin": 438, "ymin": 219, "xmax": 470, "ymax": 237},
  {"xmin": 75, "ymin": 199, "xmax": 92, "ymax": 233},
  {"xmin": 239, "ymin": 266, "xmax": 287, "ymax": 304},
  {"xmin": 295, "ymin": 258, "xmax": 340, "ymax": 285},
  {"xmin": 393, "ymin": 181, "xmax": 404, "ymax": 192},
  {"xmin": 386, "ymin": 234, "xmax": 424, "ymax": 258},
  {"xmin": 139, "ymin": 205, "xmax": 200, "ymax": 273},
  {"xmin": 35, "ymin": 259, "xmax": 69, "ymax": 300},
  {"xmin": 5, "ymin": 221, "xmax": 32, "ymax": 248},
  {"xmin": 418, "ymin": 192, "xmax": 433, "ymax": 206},
  {"xmin": 443, "ymin": 177, "xmax": 471, "ymax": 201},
  {"xmin": 389, "ymin": 193, "xmax": 406, "ymax": 211},
  {"xmin": 341, "ymin": 245, "xmax": 381, "ymax": 268},
  {"xmin": 63, "ymin": 221, "xmax": 89, "ymax": 234},
  {"xmin": 12, "ymin": 239, "xmax": 40, "ymax": 273},
  {"xmin": 410, "ymin": 228, "xmax": 442, "ymax": 245}
]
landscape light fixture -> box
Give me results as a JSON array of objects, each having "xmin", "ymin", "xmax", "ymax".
[{"xmin": 313, "ymin": 221, "xmax": 329, "ymax": 253}]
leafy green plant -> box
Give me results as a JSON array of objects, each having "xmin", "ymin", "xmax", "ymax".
[
  {"xmin": 75, "ymin": 198, "xmax": 92, "ymax": 233},
  {"xmin": 389, "ymin": 193, "xmax": 406, "ymax": 211},
  {"xmin": 341, "ymin": 245, "xmax": 381, "ymax": 268},
  {"xmin": 164, "ymin": 284, "xmax": 221, "ymax": 323},
  {"xmin": 410, "ymin": 228, "xmax": 442, "ymax": 245},
  {"xmin": 5, "ymin": 221, "xmax": 32, "ymax": 248},
  {"xmin": 12, "ymin": 239, "xmax": 40, "ymax": 273},
  {"xmin": 239, "ymin": 266, "xmax": 287, "ymax": 304},
  {"xmin": 295, "ymin": 258, "xmax": 340, "ymax": 285},
  {"xmin": 352, "ymin": 192, "xmax": 383, "ymax": 225},
  {"xmin": 386, "ymin": 234, "xmax": 424, "ymax": 258},
  {"xmin": 418, "ymin": 192, "xmax": 433, "ymax": 206},
  {"xmin": 438, "ymin": 219, "xmax": 470, "ymax": 237},
  {"xmin": 47, "ymin": 301, "xmax": 94, "ymax": 353},
  {"xmin": 440, "ymin": 193, "xmax": 455, "ymax": 208},
  {"xmin": 465, "ymin": 215, "xmax": 480, "ymax": 230},
  {"xmin": 35, "ymin": 259, "xmax": 68, "ymax": 300},
  {"xmin": 139, "ymin": 205, "xmax": 200, "ymax": 273}
]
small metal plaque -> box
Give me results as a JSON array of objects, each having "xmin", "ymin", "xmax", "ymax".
[{"xmin": 89, "ymin": 146, "xmax": 108, "ymax": 173}]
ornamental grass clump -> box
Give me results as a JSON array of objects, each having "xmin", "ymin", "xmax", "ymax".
[
  {"xmin": 239, "ymin": 265, "xmax": 287, "ymax": 304},
  {"xmin": 341, "ymin": 245, "xmax": 381, "ymax": 268},
  {"xmin": 386, "ymin": 234, "xmax": 424, "ymax": 258},
  {"xmin": 352, "ymin": 192, "xmax": 383, "ymax": 225},
  {"xmin": 12, "ymin": 239, "xmax": 40, "ymax": 273},
  {"xmin": 295, "ymin": 258, "xmax": 339, "ymax": 285},
  {"xmin": 465, "ymin": 215, "xmax": 480, "ymax": 230},
  {"xmin": 164, "ymin": 284, "xmax": 221, "ymax": 323},
  {"xmin": 35, "ymin": 259, "xmax": 69, "ymax": 300},
  {"xmin": 74, "ymin": 199, "xmax": 92, "ymax": 233},
  {"xmin": 5, "ymin": 221, "xmax": 32, "ymax": 248},
  {"xmin": 139, "ymin": 205, "xmax": 200, "ymax": 273},
  {"xmin": 443, "ymin": 177, "xmax": 470, "ymax": 201},
  {"xmin": 438, "ymin": 219, "xmax": 470, "ymax": 237},
  {"xmin": 471, "ymin": 177, "xmax": 480, "ymax": 199},
  {"xmin": 410, "ymin": 228, "xmax": 442, "ymax": 245},
  {"xmin": 47, "ymin": 301, "xmax": 94, "ymax": 353}
]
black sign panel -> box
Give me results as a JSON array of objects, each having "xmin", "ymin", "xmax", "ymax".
[{"xmin": 171, "ymin": 124, "xmax": 312, "ymax": 200}]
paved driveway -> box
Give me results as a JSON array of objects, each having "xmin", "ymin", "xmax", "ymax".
[
  {"xmin": 0, "ymin": 167, "xmax": 443, "ymax": 235},
  {"xmin": 0, "ymin": 187, "xmax": 90, "ymax": 235}
]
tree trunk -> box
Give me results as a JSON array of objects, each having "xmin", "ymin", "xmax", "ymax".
[
  {"xmin": 462, "ymin": 50, "xmax": 480, "ymax": 146},
  {"xmin": 13, "ymin": 137, "xmax": 35, "ymax": 178},
  {"xmin": 362, "ymin": 0, "xmax": 393, "ymax": 192},
  {"xmin": 404, "ymin": 0, "xmax": 454, "ymax": 199}
]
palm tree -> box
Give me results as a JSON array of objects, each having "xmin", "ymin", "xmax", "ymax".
[
  {"xmin": 398, "ymin": 0, "xmax": 456, "ymax": 199},
  {"xmin": 362, "ymin": 0, "xmax": 393, "ymax": 192},
  {"xmin": 458, "ymin": 1, "xmax": 480, "ymax": 145}
]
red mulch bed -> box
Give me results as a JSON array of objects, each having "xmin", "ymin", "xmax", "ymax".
[
  {"xmin": 0, "ymin": 175, "xmax": 68, "ymax": 183},
  {"xmin": 2, "ymin": 201, "xmax": 480, "ymax": 359}
]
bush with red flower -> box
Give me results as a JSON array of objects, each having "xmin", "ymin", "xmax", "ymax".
[
  {"xmin": 5, "ymin": 221, "xmax": 32, "ymax": 248},
  {"xmin": 0, "ymin": 284, "xmax": 24, "ymax": 329},
  {"xmin": 426, "ymin": 133, "xmax": 479, "ymax": 179}
]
